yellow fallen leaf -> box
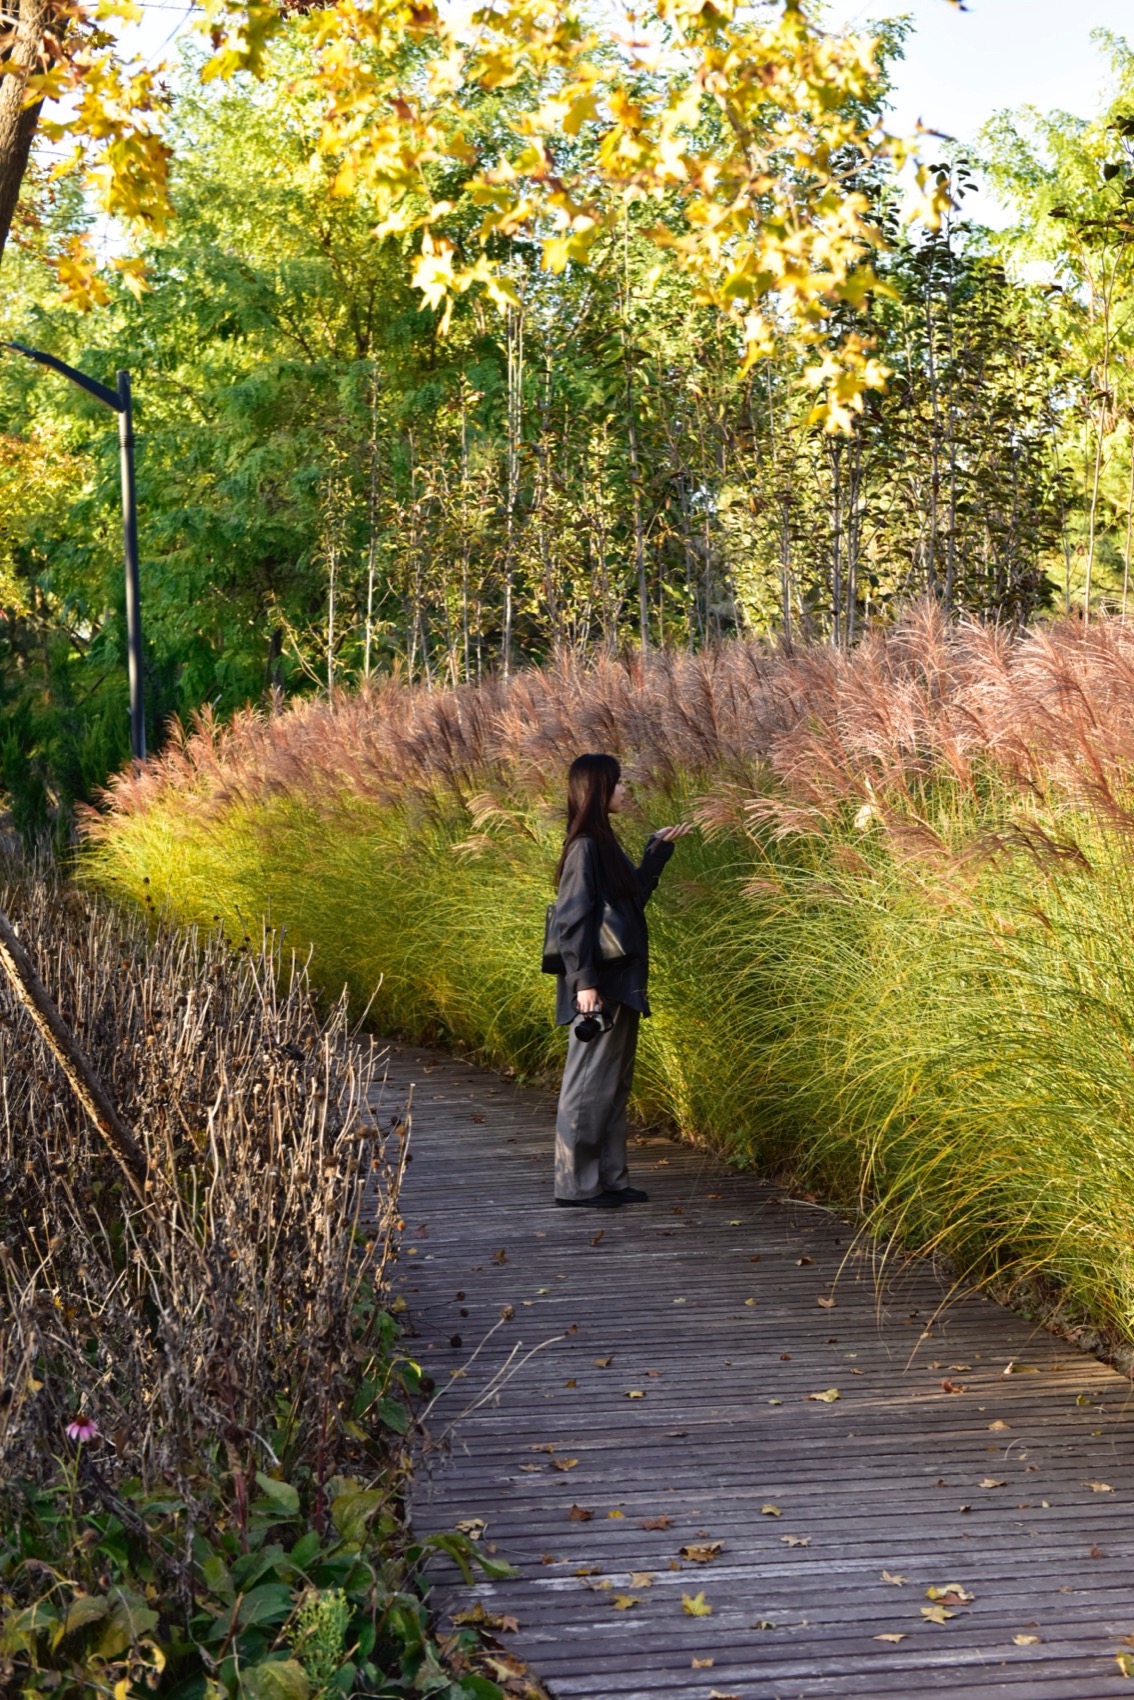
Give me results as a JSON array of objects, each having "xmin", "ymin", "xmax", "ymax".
[
  {"xmin": 1083, "ymin": 1480, "xmax": 1115, "ymax": 1492},
  {"xmin": 691, "ymin": 1657, "xmax": 714, "ymax": 1668},
  {"xmin": 607, "ymin": 1509, "xmax": 624, "ymax": 1519},
  {"xmin": 781, "ymin": 1534, "xmax": 809, "ymax": 1547},
  {"xmin": 707, "ymin": 1691, "xmax": 740, "ymax": 1700},
  {"xmin": 626, "ymin": 1390, "xmax": 645, "ymax": 1399},
  {"xmin": 761, "ymin": 1504, "xmax": 782, "ymax": 1516},
  {"xmin": 629, "ymin": 1572, "xmax": 655, "ymax": 1587},
  {"xmin": 1013, "ymin": 1634, "xmax": 1040, "ymax": 1646},
  {"xmin": 552, "ymin": 1457, "xmax": 579, "ymax": 1471},
  {"xmin": 989, "ymin": 1420, "xmax": 1009, "ymax": 1431},
  {"xmin": 921, "ymin": 1605, "xmax": 955, "ymax": 1624},
  {"xmin": 611, "ymin": 1595, "xmax": 639, "ymax": 1610},
  {"xmin": 927, "ymin": 1584, "xmax": 974, "ymax": 1604},
  {"xmin": 767, "ymin": 1398, "xmax": 783, "ymax": 1406},
  {"xmin": 681, "ymin": 1542, "xmax": 723, "ymax": 1563},
  {"xmin": 874, "ymin": 1633, "xmax": 906, "ymax": 1643},
  {"xmin": 744, "ymin": 1298, "xmax": 757, "ymax": 1307},
  {"xmin": 807, "ymin": 1388, "xmax": 840, "ymax": 1403},
  {"xmin": 593, "ymin": 1356, "xmax": 613, "ymax": 1368},
  {"xmin": 881, "ymin": 1571, "xmax": 907, "ymax": 1586},
  {"xmin": 682, "ymin": 1592, "xmax": 713, "ymax": 1617},
  {"xmin": 817, "ymin": 1297, "xmax": 836, "ymax": 1309},
  {"xmin": 1117, "ymin": 1650, "xmax": 1134, "ymax": 1678},
  {"xmin": 980, "ymin": 1477, "xmax": 1006, "ymax": 1489}
]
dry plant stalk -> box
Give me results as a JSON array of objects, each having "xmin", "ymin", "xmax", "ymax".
[{"xmin": 0, "ymin": 861, "xmax": 401, "ymax": 1525}]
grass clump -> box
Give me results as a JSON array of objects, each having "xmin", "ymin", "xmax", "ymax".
[
  {"xmin": 83, "ymin": 607, "xmax": 1134, "ymax": 1344},
  {"xmin": 0, "ymin": 861, "xmax": 511, "ymax": 1700}
]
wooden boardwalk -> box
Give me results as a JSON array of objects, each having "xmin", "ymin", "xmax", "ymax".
[{"xmin": 382, "ymin": 1041, "xmax": 1134, "ymax": 1700}]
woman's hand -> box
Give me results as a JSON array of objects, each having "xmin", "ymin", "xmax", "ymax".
[
  {"xmin": 576, "ymin": 988, "xmax": 603, "ymax": 1014},
  {"xmin": 653, "ymin": 822, "xmax": 694, "ymax": 842}
]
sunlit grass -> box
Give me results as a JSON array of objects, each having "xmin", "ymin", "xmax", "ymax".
[{"xmin": 84, "ymin": 611, "xmax": 1134, "ymax": 1342}]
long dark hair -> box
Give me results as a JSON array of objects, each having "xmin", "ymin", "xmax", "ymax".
[{"xmin": 554, "ymin": 753, "xmax": 638, "ymax": 899}]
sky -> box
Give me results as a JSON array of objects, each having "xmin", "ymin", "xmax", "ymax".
[{"xmin": 833, "ymin": 0, "xmax": 1131, "ymax": 221}]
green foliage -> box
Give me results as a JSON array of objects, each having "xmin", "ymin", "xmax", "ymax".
[{"xmin": 1, "ymin": 1465, "xmax": 509, "ymax": 1699}]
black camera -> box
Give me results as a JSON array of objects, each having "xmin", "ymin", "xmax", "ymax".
[{"xmin": 574, "ymin": 1005, "xmax": 614, "ymax": 1043}]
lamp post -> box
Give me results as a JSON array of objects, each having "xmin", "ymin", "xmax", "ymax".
[{"xmin": 1, "ymin": 342, "xmax": 145, "ymax": 762}]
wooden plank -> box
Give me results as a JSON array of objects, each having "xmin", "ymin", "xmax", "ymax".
[{"xmin": 384, "ymin": 1043, "xmax": 1134, "ymax": 1698}]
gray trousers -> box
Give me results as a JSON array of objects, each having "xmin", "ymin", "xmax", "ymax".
[{"xmin": 554, "ymin": 1003, "xmax": 640, "ymax": 1200}]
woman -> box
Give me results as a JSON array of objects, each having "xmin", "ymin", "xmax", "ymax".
[{"xmin": 552, "ymin": 752, "xmax": 691, "ymax": 1208}]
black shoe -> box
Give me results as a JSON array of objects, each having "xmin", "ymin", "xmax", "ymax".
[
  {"xmin": 607, "ymin": 1186, "xmax": 649, "ymax": 1203},
  {"xmin": 555, "ymin": 1192, "xmax": 624, "ymax": 1209}
]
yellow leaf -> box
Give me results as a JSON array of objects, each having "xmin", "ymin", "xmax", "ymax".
[
  {"xmin": 692, "ymin": 1656, "xmax": 714, "ymax": 1667},
  {"xmin": 1083, "ymin": 1480, "xmax": 1114, "ymax": 1493},
  {"xmin": 551, "ymin": 1457, "xmax": 578, "ymax": 1471},
  {"xmin": 626, "ymin": 1390, "xmax": 645, "ymax": 1399},
  {"xmin": 874, "ymin": 1633, "xmax": 906, "ymax": 1643},
  {"xmin": 611, "ymin": 1595, "xmax": 639, "ymax": 1609},
  {"xmin": 781, "ymin": 1534, "xmax": 809, "ymax": 1547},
  {"xmin": 1117, "ymin": 1650, "xmax": 1134, "ymax": 1678},
  {"xmin": 980, "ymin": 1478, "xmax": 1006, "ymax": 1489},
  {"xmin": 680, "ymin": 1542, "xmax": 722, "ymax": 1563},
  {"xmin": 682, "ymin": 1592, "xmax": 713, "ymax": 1617},
  {"xmin": 881, "ymin": 1571, "xmax": 907, "ymax": 1586},
  {"xmin": 628, "ymin": 1572, "xmax": 655, "ymax": 1587},
  {"xmin": 921, "ymin": 1605, "xmax": 955, "ymax": 1624},
  {"xmin": 760, "ymin": 1504, "xmax": 782, "ymax": 1517},
  {"xmin": 607, "ymin": 1508, "xmax": 624, "ymax": 1519},
  {"xmin": 806, "ymin": 1388, "xmax": 840, "ymax": 1403},
  {"xmin": 927, "ymin": 1584, "xmax": 974, "ymax": 1604},
  {"xmin": 1013, "ymin": 1634, "xmax": 1040, "ymax": 1646}
]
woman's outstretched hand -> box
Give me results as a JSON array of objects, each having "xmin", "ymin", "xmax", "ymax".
[{"xmin": 653, "ymin": 823, "xmax": 694, "ymax": 842}]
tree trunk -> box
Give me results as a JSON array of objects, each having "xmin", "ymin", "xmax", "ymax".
[{"xmin": 0, "ymin": 0, "xmax": 52, "ymax": 265}]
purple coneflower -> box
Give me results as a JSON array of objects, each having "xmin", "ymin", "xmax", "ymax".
[{"xmin": 66, "ymin": 1414, "xmax": 99, "ymax": 1444}]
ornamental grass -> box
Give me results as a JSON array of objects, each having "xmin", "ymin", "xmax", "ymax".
[{"xmin": 84, "ymin": 606, "xmax": 1134, "ymax": 1343}]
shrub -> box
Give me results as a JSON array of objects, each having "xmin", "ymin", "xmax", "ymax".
[{"xmin": 0, "ymin": 863, "xmax": 508, "ymax": 1699}]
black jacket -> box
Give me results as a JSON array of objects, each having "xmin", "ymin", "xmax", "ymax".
[{"xmin": 554, "ymin": 831, "xmax": 676, "ymax": 1025}]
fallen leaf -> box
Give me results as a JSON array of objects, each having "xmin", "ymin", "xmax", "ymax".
[
  {"xmin": 1090, "ymin": 1544, "xmax": 1107, "ymax": 1559},
  {"xmin": 607, "ymin": 1509, "xmax": 624, "ymax": 1519},
  {"xmin": 728, "ymin": 1219, "xmax": 742, "ymax": 1226},
  {"xmin": 1013, "ymin": 1634, "xmax": 1040, "ymax": 1646},
  {"xmin": 744, "ymin": 1298, "xmax": 757, "ymax": 1307},
  {"xmin": 680, "ymin": 1542, "xmax": 722, "ymax": 1563},
  {"xmin": 1117, "ymin": 1650, "xmax": 1134, "ymax": 1679},
  {"xmin": 761, "ymin": 1504, "xmax": 782, "ymax": 1517},
  {"xmin": 707, "ymin": 1691, "xmax": 740, "ymax": 1700},
  {"xmin": 980, "ymin": 1478, "xmax": 1006, "ymax": 1489},
  {"xmin": 874, "ymin": 1633, "xmax": 906, "ymax": 1644},
  {"xmin": 574, "ymin": 1565, "xmax": 601, "ymax": 1575},
  {"xmin": 629, "ymin": 1572, "xmax": 655, "ymax": 1587},
  {"xmin": 499, "ymin": 1304, "xmax": 514, "ymax": 1321},
  {"xmin": 692, "ymin": 1654, "xmax": 714, "ymax": 1668},
  {"xmin": 568, "ymin": 1504, "xmax": 593, "ymax": 1522},
  {"xmin": 531, "ymin": 1443, "xmax": 555, "ymax": 1453},
  {"xmin": 626, "ymin": 1390, "xmax": 645, "ymax": 1399},
  {"xmin": 673, "ymin": 1297, "xmax": 686, "ymax": 1304},
  {"xmin": 591, "ymin": 1230, "xmax": 604, "ymax": 1246},
  {"xmin": 564, "ymin": 1378, "xmax": 577, "ymax": 1388},
  {"xmin": 492, "ymin": 1249, "xmax": 507, "ymax": 1264},
  {"xmin": 455, "ymin": 1518, "xmax": 486, "ymax": 1539},
  {"xmin": 519, "ymin": 1463, "xmax": 542, "ymax": 1473},
  {"xmin": 817, "ymin": 1297, "xmax": 836, "ymax": 1310},
  {"xmin": 641, "ymin": 1514, "xmax": 672, "ymax": 1530},
  {"xmin": 988, "ymin": 1420, "xmax": 1009, "ymax": 1431},
  {"xmin": 552, "ymin": 1457, "xmax": 579, "ymax": 1471},
  {"xmin": 807, "ymin": 1388, "xmax": 840, "ymax": 1403},
  {"xmin": 767, "ymin": 1398, "xmax": 783, "ymax": 1406},
  {"xmin": 881, "ymin": 1571, "xmax": 907, "ymax": 1586},
  {"xmin": 1083, "ymin": 1480, "xmax": 1115, "ymax": 1493},
  {"xmin": 751, "ymin": 1619, "xmax": 776, "ymax": 1630},
  {"xmin": 589, "ymin": 1579, "xmax": 613, "ymax": 1591},
  {"xmin": 927, "ymin": 1584, "xmax": 974, "ymax": 1605},
  {"xmin": 796, "ymin": 1256, "xmax": 814, "ymax": 1266},
  {"xmin": 921, "ymin": 1605, "xmax": 955, "ymax": 1624},
  {"xmin": 682, "ymin": 1592, "xmax": 713, "ymax": 1617},
  {"xmin": 498, "ymin": 1615, "xmax": 519, "ymax": 1634},
  {"xmin": 611, "ymin": 1596, "xmax": 639, "ymax": 1610},
  {"xmin": 781, "ymin": 1534, "xmax": 810, "ymax": 1547},
  {"xmin": 593, "ymin": 1356, "xmax": 614, "ymax": 1368},
  {"xmin": 940, "ymin": 1379, "xmax": 965, "ymax": 1394},
  {"xmin": 1003, "ymin": 1360, "xmax": 1040, "ymax": 1375}
]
